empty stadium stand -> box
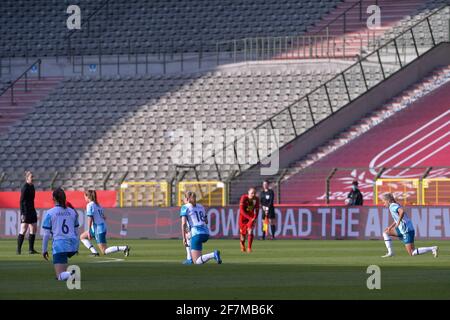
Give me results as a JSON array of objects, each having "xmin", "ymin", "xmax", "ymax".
[
  {"xmin": 0, "ymin": 76, "xmax": 63, "ymax": 134},
  {"xmin": 272, "ymin": 0, "xmax": 449, "ymax": 59},
  {"xmin": 3, "ymin": 0, "xmax": 446, "ymax": 60},
  {"xmin": 0, "ymin": 1, "xmax": 448, "ymax": 208},
  {"xmin": 280, "ymin": 65, "xmax": 450, "ymax": 204},
  {"xmin": 279, "ymin": 0, "xmax": 428, "ymax": 58},
  {"xmin": 1, "ymin": 0, "xmax": 99, "ymax": 57},
  {"xmin": 0, "ymin": 66, "xmax": 353, "ymax": 191},
  {"xmin": 371, "ymin": 0, "xmax": 450, "ymax": 48},
  {"xmin": 0, "ymin": 0, "xmax": 342, "ymax": 57},
  {"xmin": 187, "ymin": 0, "xmax": 450, "ymax": 62}
]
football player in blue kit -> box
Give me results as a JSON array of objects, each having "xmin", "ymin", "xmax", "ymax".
[
  {"xmin": 180, "ymin": 191, "xmax": 222, "ymax": 265},
  {"xmin": 180, "ymin": 193, "xmax": 193, "ymax": 264},
  {"xmin": 42, "ymin": 188, "xmax": 80, "ymax": 281},
  {"xmin": 381, "ymin": 193, "xmax": 438, "ymax": 258},
  {"xmin": 79, "ymin": 190, "xmax": 130, "ymax": 257}
]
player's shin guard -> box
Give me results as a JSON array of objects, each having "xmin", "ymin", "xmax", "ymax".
[
  {"xmin": 17, "ymin": 233, "xmax": 25, "ymax": 254},
  {"xmin": 195, "ymin": 252, "xmax": 215, "ymax": 264},
  {"xmin": 57, "ymin": 271, "xmax": 71, "ymax": 281},
  {"xmin": 29, "ymin": 234, "xmax": 35, "ymax": 251},
  {"xmin": 81, "ymin": 239, "xmax": 98, "ymax": 254},
  {"xmin": 383, "ymin": 232, "xmax": 394, "ymax": 255}
]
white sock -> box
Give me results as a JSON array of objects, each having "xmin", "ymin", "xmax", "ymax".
[
  {"xmin": 412, "ymin": 247, "xmax": 434, "ymax": 255},
  {"xmin": 383, "ymin": 232, "xmax": 394, "ymax": 254},
  {"xmin": 81, "ymin": 239, "xmax": 98, "ymax": 254},
  {"xmin": 58, "ymin": 271, "xmax": 71, "ymax": 281},
  {"xmin": 195, "ymin": 252, "xmax": 215, "ymax": 265},
  {"xmin": 105, "ymin": 246, "xmax": 127, "ymax": 255},
  {"xmin": 186, "ymin": 238, "xmax": 192, "ymax": 260},
  {"xmin": 186, "ymin": 247, "xmax": 192, "ymax": 260}
]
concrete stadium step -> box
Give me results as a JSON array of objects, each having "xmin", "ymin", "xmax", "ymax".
[
  {"xmin": 0, "ymin": 76, "xmax": 62, "ymax": 135},
  {"xmin": 287, "ymin": 0, "xmax": 427, "ymax": 59},
  {"xmin": 275, "ymin": 0, "xmax": 425, "ymax": 59}
]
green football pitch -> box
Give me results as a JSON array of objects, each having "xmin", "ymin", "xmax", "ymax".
[{"xmin": 1, "ymin": 239, "xmax": 449, "ymax": 300}]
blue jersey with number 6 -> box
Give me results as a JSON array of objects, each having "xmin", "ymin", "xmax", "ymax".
[
  {"xmin": 42, "ymin": 205, "xmax": 79, "ymax": 254},
  {"xmin": 180, "ymin": 203, "xmax": 209, "ymax": 237}
]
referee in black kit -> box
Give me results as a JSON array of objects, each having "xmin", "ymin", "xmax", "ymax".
[
  {"xmin": 260, "ymin": 180, "xmax": 276, "ymax": 240},
  {"xmin": 17, "ymin": 171, "xmax": 39, "ymax": 254}
]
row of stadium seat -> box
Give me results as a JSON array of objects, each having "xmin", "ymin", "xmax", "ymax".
[
  {"xmin": 368, "ymin": 0, "xmax": 449, "ymax": 48},
  {"xmin": 0, "ymin": 0, "xmax": 341, "ymax": 57},
  {"xmin": 0, "ymin": 64, "xmax": 389, "ymax": 190},
  {"xmin": 2, "ymin": 0, "xmax": 448, "ymax": 61}
]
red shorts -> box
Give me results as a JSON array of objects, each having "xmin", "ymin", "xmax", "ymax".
[{"xmin": 239, "ymin": 217, "xmax": 255, "ymax": 235}]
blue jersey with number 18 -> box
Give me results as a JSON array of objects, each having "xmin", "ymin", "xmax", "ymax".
[
  {"xmin": 389, "ymin": 202, "xmax": 414, "ymax": 234},
  {"xmin": 180, "ymin": 203, "xmax": 209, "ymax": 237},
  {"xmin": 86, "ymin": 201, "xmax": 107, "ymax": 234},
  {"xmin": 42, "ymin": 205, "xmax": 79, "ymax": 254}
]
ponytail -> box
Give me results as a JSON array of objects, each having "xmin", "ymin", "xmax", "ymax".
[
  {"xmin": 53, "ymin": 187, "xmax": 67, "ymax": 208},
  {"xmin": 84, "ymin": 190, "xmax": 99, "ymax": 205}
]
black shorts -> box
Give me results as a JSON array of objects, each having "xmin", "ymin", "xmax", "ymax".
[
  {"xmin": 263, "ymin": 207, "xmax": 276, "ymax": 219},
  {"xmin": 21, "ymin": 213, "xmax": 37, "ymax": 224}
]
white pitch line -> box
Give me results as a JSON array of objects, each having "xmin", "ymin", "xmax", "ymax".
[{"xmin": 91, "ymin": 257, "xmax": 125, "ymax": 263}]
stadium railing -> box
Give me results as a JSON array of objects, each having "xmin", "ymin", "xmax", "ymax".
[
  {"xmin": 119, "ymin": 181, "xmax": 169, "ymax": 207},
  {"xmin": 0, "ymin": 59, "xmax": 41, "ymax": 106},
  {"xmin": 180, "ymin": 5, "xmax": 449, "ymax": 185},
  {"xmin": 117, "ymin": 166, "xmax": 450, "ymax": 207},
  {"xmin": 61, "ymin": 3, "xmax": 448, "ymax": 75},
  {"xmin": 311, "ymin": 0, "xmax": 379, "ymax": 36},
  {"xmin": 213, "ymin": 32, "xmax": 376, "ymax": 61},
  {"xmin": 422, "ymin": 178, "xmax": 450, "ymax": 205},
  {"xmin": 118, "ymin": 180, "xmax": 225, "ymax": 207},
  {"xmin": 375, "ymin": 178, "xmax": 450, "ymax": 206},
  {"xmin": 65, "ymin": 0, "xmax": 112, "ymax": 58},
  {"xmin": 1, "ymin": 166, "xmax": 449, "ymax": 207},
  {"xmin": 375, "ymin": 178, "xmax": 421, "ymax": 206},
  {"xmin": 4, "ymin": 3, "xmax": 445, "ymax": 76},
  {"xmin": 215, "ymin": 0, "xmax": 382, "ymax": 61},
  {"xmin": 177, "ymin": 181, "xmax": 226, "ymax": 207}
]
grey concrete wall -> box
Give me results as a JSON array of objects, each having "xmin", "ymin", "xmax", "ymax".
[{"xmin": 0, "ymin": 52, "xmax": 351, "ymax": 81}]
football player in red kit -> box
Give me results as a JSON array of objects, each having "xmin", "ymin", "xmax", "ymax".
[{"xmin": 239, "ymin": 187, "xmax": 259, "ymax": 253}]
